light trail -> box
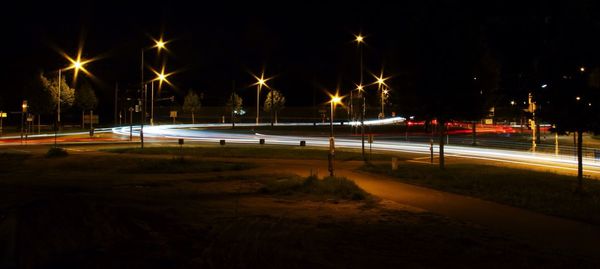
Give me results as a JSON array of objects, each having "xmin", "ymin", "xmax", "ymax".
[{"xmin": 110, "ymin": 123, "xmax": 600, "ymax": 176}]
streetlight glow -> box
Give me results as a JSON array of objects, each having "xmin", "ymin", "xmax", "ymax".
[
  {"xmin": 149, "ymin": 65, "xmax": 176, "ymax": 91},
  {"xmin": 372, "ymin": 71, "xmax": 390, "ymax": 118},
  {"xmin": 156, "ymin": 39, "xmax": 166, "ymax": 50},
  {"xmin": 73, "ymin": 60, "xmax": 82, "ymax": 70},
  {"xmin": 576, "ymin": 96, "xmax": 581, "ymax": 101},
  {"xmin": 251, "ymin": 71, "xmax": 273, "ymax": 125},
  {"xmin": 355, "ymin": 34, "xmax": 364, "ymax": 44},
  {"xmin": 580, "ymin": 67, "xmax": 585, "ymax": 72},
  {"xmin": 331, "ymin": 95, "xmax": 342, "ymax": 105},
  {"xmin": 356, "ymin": 84, "xmax": 364, "ymax": 92}
]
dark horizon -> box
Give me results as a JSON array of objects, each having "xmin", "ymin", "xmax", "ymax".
[{"xmin": 2, "ymin": 0, "xmax": 600, "ymax": 120}]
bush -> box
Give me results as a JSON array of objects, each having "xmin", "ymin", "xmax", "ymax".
[
  {"xmin": 261, "ymin": 175, "xmax": 368, "ymax": 200},
  {"xmin": 45, "ymin": 147, "xmax": 69, "ymax": 158}
]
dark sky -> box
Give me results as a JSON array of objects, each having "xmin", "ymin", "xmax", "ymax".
[{"xmin": 2, "ymin": 0, "xmax": 600, "ymax": 117}]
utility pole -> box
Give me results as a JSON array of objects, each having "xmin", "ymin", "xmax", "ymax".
[
  {"xmin": 114, "ymin": 83, "xmax": 118, "ymax": 126},
  {"xmin": 140, "ymin": 49, "xmax": 145, "ymax": 149},
  {"xmin": 231, "ymin": 80, "xmax": 235, "ymax": 128}
]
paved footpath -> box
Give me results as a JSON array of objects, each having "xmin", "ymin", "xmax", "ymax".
[{"xmin": 242, "ymin": 158, "xmax": 600, "ymax": 261}]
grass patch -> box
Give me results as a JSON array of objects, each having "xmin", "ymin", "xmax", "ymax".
[
  {"xmin": 260, "ymin": 175, "xmax": 368, "ymax": 200},
  {"xmin": 45, "ymin": 147, "xmax": 69, "ymax": 158},
  {"xmin": 0, "ymin": 152, "xmax": 30, "ymax": 173},
  {"xmin": 102, "ymin": 145, "xmax": 396, "ymax": 161},
  {"xmin": 361, "ymin": 162, "xmax": 600, "ymax": 225},
  {"xmin": 126, "ymin": 158, "xmax": 256, "ymax": 174}
]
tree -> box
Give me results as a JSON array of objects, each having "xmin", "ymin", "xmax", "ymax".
[
  {"xmin": 409, "ymin": 8, "xmax": 491, "ymax": 170},
  {"xmin": 538, "ymin": 69, "xmax": 600, "ymax": 192},
  {"xmin": 24, "ymin": 73, "xmax": 53, "ymax": 133},
  {"xmin": 25, "ymin": 73, "xmax": 54, "ymax": 116},
  {"xmin": 39, "ymin": 72, "xmax": 75, "ymax": 111},
  {"xmin": 227, "ymin": 92, "xmax": 243, "ymax": 126},
  {"xmin": 263, "ymin": 90, "xmax": 285, "ymax": 124},
  {"xmin": 469, "ymin": 49, "xmax": 501, "ymax": 146},
  {"xmin": 75, "ymin": 80, "xmax": 97, "ymax": 128},
  {"xmin": 183, "ymin": 90, "xmax": 201, "ymax": 124}
]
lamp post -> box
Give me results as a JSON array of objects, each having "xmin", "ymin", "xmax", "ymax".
[
  {"xmin": 150, "ymin": 81, "xmax": 154, "ymax": 125},
  {"xmin": 140, "ymin": 38, "xmax": 166, "ymax": 148},
  {"xmin": 256, "ymin": 77, "xmax": 265, "ymax": 125},
  {"xmin": 381, "ymin": 88, "xmax": 388, "ymax": 118},
  {"xmin": 270, "ymin": 89, "xmax": 275, "ymax": 126},
  {"xmin": 329, "ymin": 94, "xmax": 343, "ymax": 177},
  {"xmin": 355, "ymin": 33, "xmax": 366, "ymax": 161},
  {"xmin": 252, "ymin": 72, "xmax": 269, "ymax": 125},
  {"xmin": 374, "ymin": 73, "xmax": 388, "ymax": 119},
  {"xmin": 21, "ymin": 100, "xmax": 27, "ymax": 144},
  {"xmin": 55, "ymin": 59, "xmax": 85, "ymax": 146}
]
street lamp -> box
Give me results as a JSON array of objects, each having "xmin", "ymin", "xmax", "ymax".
[
  {"xmin": 55, "ymin": 57, "xmax": 87, "ymax": 146},
  {"xmin": 21, "ymin": 100, "xmax": 27, "ymax": 143},
  {"xmin": 141, "ymin": 37, "xmax": 168, "ymax": 148},
  {"xmin": 252, "ymin": 72, "xmax": 270, "ymax": 125},
  {"xmin": 329, "ymin": 93, "xmax": 343, "ymax": 177},
  {"xmin": 373, "ymin": 71, "xmax": 389, "ymax": 119},
  {"xmin": 354, "ymin": 33, "xmax": 366, "ymax": 161}
]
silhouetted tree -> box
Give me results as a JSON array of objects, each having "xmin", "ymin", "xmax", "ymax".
[
  {"xmin": 538, "ymin": 68, "xmax": 600, "ymax": 191},
  {"xmin": 227, "ymin": 92, "xmax": 243, "ymax": 125},
  {"xmin": 410, "ymin": 6, "xmax": 494, "ymax": 169},
  {"xmin": 183, "ymin": 90, "xmax": 202, "ymax": 124},
  {"xmin": 264, "ymin": 90, "xmax": 285, "ymax": 124},
  {"xmin": 75, "ymin": 80, "xmax": 97, "ymax": 128}
]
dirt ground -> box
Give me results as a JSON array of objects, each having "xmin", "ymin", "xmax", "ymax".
[{"xmin": 0, "ymin": 151, "xmax": 597, "ymax": 268}]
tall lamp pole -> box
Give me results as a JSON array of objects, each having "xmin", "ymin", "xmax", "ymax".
[
  {"xmin": 355, "ymin": 34, "xmax": 366, "ymax": 161},
  {"xmin": 140, "ymin": 38, "xmax": 166, "ymax": 148},
  {"xmin": 257, "ymin": 81, "xmax": 262, "ymax": 125},
  {"xmin": 140, "ymin": 49, "xmax": 145, "ymax": 149},
  {"xmin": 55, "ymin": 59, "xmax": 85, "ymax": 146},
  {"xmin": 329, "ymin": 94, "xmax": 342, "ymax": 177},
  {"xmin": 374, "ymin": 73, "xmax": 388, "ymax": 119},
  {"xmin": 253, "ymin": 72, "xmax": 269, "ymax": 125}
]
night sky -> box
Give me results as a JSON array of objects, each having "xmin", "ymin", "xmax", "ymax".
[{"xmin": 2, "ymin": 0, "xmax": 600, "ymax": 119}]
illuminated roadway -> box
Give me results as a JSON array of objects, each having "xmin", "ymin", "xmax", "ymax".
[{"xmin": 109, "ymin": 119, "xmax": 600, "ymax": 177}]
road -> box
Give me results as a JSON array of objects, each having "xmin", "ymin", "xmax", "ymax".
[
  {"xmin": 111, "ymin": 123, "xmax": 600, "ymax": 178},
  {"xmin": 2, "ymin": 122, "xmax": 600, "ymax": 178}
]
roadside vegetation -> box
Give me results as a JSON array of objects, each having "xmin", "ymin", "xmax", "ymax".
[
  {"xmin": 260, "ymin": 175, "xmax": 368, "ymax": 201},
  {"xmin": 361, "ymin": 162, "xmax": 600, "ymax": 225},
  {"xmin": 103, "ymin": 145, "xmax": 398, "ymax": 161}
]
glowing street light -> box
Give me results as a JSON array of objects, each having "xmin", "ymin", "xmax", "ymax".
[
  {"xmin": 328, "ymin": 92, "xmax": 344, "ymax": 177},
  {"xmin": 354, "ymin": 32, "xmax": 366, "ymax": 161},
  {"xmin": 155, "ymin": 39, "xmax": 166, "ymax": 50},
  {"xmin": 580, "ymin": 66, "xmax": 585, "ymax": 72},
  {"xmin": 141, "ymin": 35, "xmax": 169, "ymax": 148},
  {"xmin": 55, "ymin": 54, "xmax": 89, "ymax": 146},
  {"xmin": 251, "ymin": 71, "xmax": 271, "ymax": 125},
  {"xmin": 373, "ymin": 71, "xmax": 389, "ymax": 119}
]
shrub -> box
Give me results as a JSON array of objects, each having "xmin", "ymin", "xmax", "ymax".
[
  {"xmin": 261, "ymin": 175, "xmax": 367, "ymax": 200},
  {"xmin": 45, "ymin": 147, "xmax": 69, "ymax": 158}
]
